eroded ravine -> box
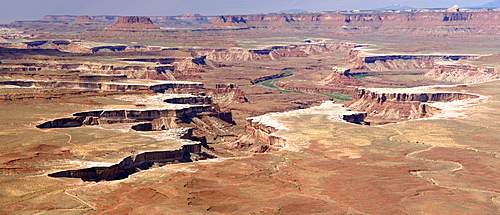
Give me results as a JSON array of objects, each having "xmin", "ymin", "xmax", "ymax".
[{"xmin": 39, "ymin": 92, "xmax": 230, "ymax": 182}]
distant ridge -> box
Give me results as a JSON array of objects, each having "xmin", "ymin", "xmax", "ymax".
[
  {"xmin": 470, "ymin": 0, "xmax": 500, "ymax": 8},
  {"xmin": 106, "ymin": 16, "xmax": 160, "ymax": 31},
  {"xmin": 375, "ymin": 4, "xmax": 415, "ymax": 10}
]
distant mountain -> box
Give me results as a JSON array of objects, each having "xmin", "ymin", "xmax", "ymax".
[
  {"xmin": 470, "ymin": 0, "xmax": 500, "ymax": 8},
  {"xmin": 375, "ymin": 4, "xmax": 415, "ymax": 10},
  {"xmin": 278, "ymin": 9, "xmax": 307, "ymax": 13}
]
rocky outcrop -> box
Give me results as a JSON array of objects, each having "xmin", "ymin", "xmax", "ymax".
[
  {"xmin": 202, "ymin": 11, "xmax": 500, "ymax": 37},
  {"xmin": 246, "ymin": 101, "xmax": 367, "ymax": 151},
  {"xmin": 122, "ymin": 58, "xmax": 177, "ymax": 64},
  {"xmin": 106, "ymin": 16, "xmax": 161, "ymax": 31},
  {"xmin": 164, "ymin": 96, "xmax": 212, "ymax": 105},
  {"xmin": 0, "ymin": 41, "xmax": 162, "ymax": 53},
  {"xmin": 0, "ymin": 59, "xmax": 200, "ymax": 80},
  {"xmin": 170, "ymin": 58, "xmax": 207, "ymax": 80},
  {"xmin": 199, "ymin": 43, "xmax": 355, "ymax": 62},
  {"xmin": 446, "ymin": 5, "xmax": 461, "ymax": 13},
  {"xmin": 36, "ymin": 116, "xmax": 99, "ymax": 128},
  {"xmin": 320, "ymin": 67, "xmax": 361, "ymax": 86},
  {"xmin": 49, "ymin": 128, "xmax": 204, "ymax": 182},
  {"xmin": 15, "ymin": 11, "xmax": 500, "ymax": 39},
  {"xmin": 206, "ymin": 84, "xmax": 247, "ymax": 105},
  {"xmin": 245, "ymin": 118, "xmax": 288, "ymax": 151},
  {"xmin": 0, "ymin": 80, "xmax": 203, "ymax": 92},
  {"xmin": 72, "ymin": 105, "xmax": 213, "ymax": 121},
  {"xmin": 207, "ymin": 16, "xmax": 249, "ymax": 28},
  {"xmin": 36, "ymin": 90, "xmax": 237, "ymax": 129},
  {"xmin": 353, "ymin": 88, "xmax": 479, "ymax": 103},
  {"xmin": 349, "ymin": 87, "xmax": 481, "ymax": 120},
  {"xmin": 251, "ymin": 72, "xmax": 291, "ymax": 84},
  {"xmin": 424, "ymin": 64, "xmax": 500, "ymax": 84},
  {"xmin": 71, "ymin": 15, "xmax": 98, "ymax": 24},
  {"xmin": 349, "ymin": 51, "xmax": 479, "ymax": 71}
]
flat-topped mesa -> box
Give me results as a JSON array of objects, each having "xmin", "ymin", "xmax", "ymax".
[
  {"xmin": 71, "ymin": 15, "xmax": 98, "ymax": 24},
  {"xmin": 353, "ymin": 88, "xmax": 479, "ymax": 103},
  {"xmin": 349, "ymin": 52, "xmax": 479, "ymax": 71},
  {"xmin": 106, "ymin": 16, "xmax": 161, "ymax": 31},
  {"xmin": 0, "ymin": 41, "xmax": 162, "ymax": 53},
  {"xmin": 36, "ymin": 91, "xmax": 236, "ymax": 129},
  {"xmin": 424, "ymin": 64, "xmax": 500, "ymax": 84},
  {"xmin": 0, "ymin": 80, "xmax": 203, "ymax": 92},
  {"xmin": 207, "ymin": 15, "xmax": 248, "ymax": 28},
  {"xmin": 23, "ymin": 11, "xmax": 500, "ymax": 38},
  {"xmin": 200, "ymin": 42, "xmax": 355, "ymax": 62},
  {"xmin": 0, "ymin": 60, "xmax": 202, "ymax": 80},
  {"xmin": 49, "ymin": 128, "xmax": 205, "ymax": 182},
  {"xmin": 37, "ymin": 104, "xmax": 215, "ymax": 129},
  {"xmin": 246, "ymin": 101, "xmax": 367, "ymax": 151},
  {"xmin": 349, "ymin": 87, "xmax": 481, "ymax": 120}
]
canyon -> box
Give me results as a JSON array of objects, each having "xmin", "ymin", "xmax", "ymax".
[
  {"xmin": 0, "ymin": 9, "xmax": 500, "ymax": 214},
  {"xmin": 48, "ymin": 128, "xmax": 204, "ymax": 182},
  {"xmin": 348, "ymin": 87, "xmax": 483, "ymax": 121}
]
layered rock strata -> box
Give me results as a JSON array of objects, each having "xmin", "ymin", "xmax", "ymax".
[
  {"xmin": 199, "ymin": 42, "xmax": 355, "ymax": 62},
  {"xmin": 14, "ymin": 11, "xmax": 500, "ymax": 39},
  {"xmin": 320, "ymin": 67, "xmax": 361, "ymax": 86},
  {"xmin": 349, "ymin": 50, "xmax": 479, "ymax": 71},
  {"xmin": 424, "ymin": 64, "xmax": 500, "ymax": 84},
  {"xmin": 0, "ymin": 41, "xmax": 162, "ymax": 53},
  {"xmin": 106, "ymin": 16, "xmax": 161, "ymax": 31},
  {"xmin": 246, "ymin": 101, "xmax": 367, "ymax": 151},
  {"xmin": 0, "ymin": 80, "xmax": 203, "ymax": 92},
  {"xmin": 37, "ymin": 105, "xmax": 214, "ymax": 129},
  {"xmin": 349, "ymin": 87, "xmax": 481, "ymax": 120},
  {"xmin": 48, "ymin": 128, "xmax": 204, "ymax": 182},
  {"xmin": 0, "ymin": 55, "xmax": 208, "ymax": 80}
]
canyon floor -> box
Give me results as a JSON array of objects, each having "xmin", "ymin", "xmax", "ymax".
[{"xmin": 1, "ymin": 12, "xmax": 500, "ymax": 214}]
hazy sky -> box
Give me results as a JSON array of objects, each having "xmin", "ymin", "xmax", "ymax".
[{"xmin": 0, "ymin": 0, "xmax": 493, "ymax": 24}]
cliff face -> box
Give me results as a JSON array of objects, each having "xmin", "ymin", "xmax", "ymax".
[
  {"xmin": 0, "ymin": 80, "xmax": 203, "ymax": 92},
  {"xmin": 245, "ymin": 117, "xmax": 288, "ymax": 150},
  {"xmin": 49, "ymin": 129, "xmax": 203, "ymax": 182},
  {"xmin": 199, "ymin": 43, "xmax": 355, "ymax": 62},
  {"xmin": 349, "ymin": 88, "xmax": 480, "ymax": 120},
  {"xmin": 424, "ymin": 64, "xmax": 500, "ymax": 84},
  {"xmin": 106, "ymin": 16, "xmax": 161, "ymax": 31},
  {"xmin": 0, "ymin": 58, "xmax": 209, "ymax": 81},
  {"xmin": 348, "ymin": 50, "xmax": 478, "ymax": 71},
  {"xmin": 207, "ymin": 16, "xmax": 249, "ymax": 28},
  {"xmin": 320, "ymin": 67, "xmax": 361, "ymax": 86},
  {"xmin": 0, "ymin": 40, "xmax": 162, "ymax": 53},
  {"xmin": 245, "ymin": 101, "xmax": 367, "ymax": 151},
  {"xmin": 39, "ymin": 14, "xmax": 212, "ymax": 28},
  {"xmin": 203, "ymin": 11, "xmax": 500, "ymax": 37},
  {"xmin": 25, "ymin": 11, "xmax": 500, "ymax": 38},
  {"xmin": 206, "ymin": 84, "xmax": 247, "ymax": 105},
  {"xmin": 71, "ymin": 15, "xmax": 98, "ymax": 24}
]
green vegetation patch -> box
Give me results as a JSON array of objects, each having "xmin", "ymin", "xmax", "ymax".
[
  {"xmin": 261, "ymin": 71, "xmax": 352, "ymax": 100},
  {"xmin": 315, "ymin": 92, "xmax": 353, "ymax": 101},
  {"xmin": 261, "ymin": 79, "xmax": 281, "ymax": 89},
  {"xmin": 353, "ymin": 72, "xmax": 423, "ymax": 81}
]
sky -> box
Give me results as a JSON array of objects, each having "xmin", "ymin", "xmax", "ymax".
[{"xmin": 0, "ymin": 0, "xmax": 493, "ymax": 24}]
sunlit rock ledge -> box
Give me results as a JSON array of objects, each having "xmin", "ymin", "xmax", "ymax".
[{"xmin": 245, "ymin": 101, "xmax": 367, "ymax": 150}]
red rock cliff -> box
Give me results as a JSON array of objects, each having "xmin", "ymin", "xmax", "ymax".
[{"xmin": 106, "ymin": 16, "xmax": 161, "ymax": 31}]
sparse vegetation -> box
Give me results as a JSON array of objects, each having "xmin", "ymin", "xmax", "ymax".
[
  {"xmin": 353, "ymin": 72, "xmax": 423, "ymax": 81},
  {"xmin": 315, "ymin": 92, "xmax": 353, "ymax": 101}
]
